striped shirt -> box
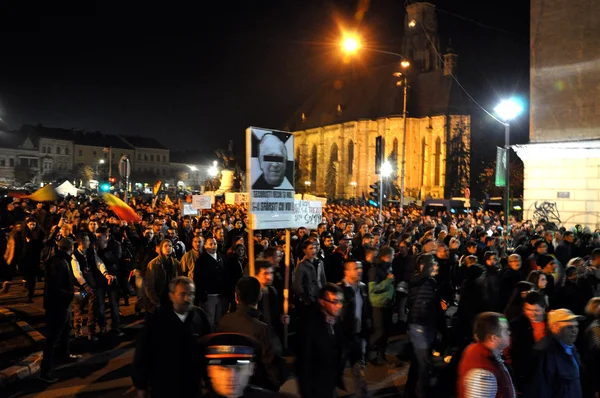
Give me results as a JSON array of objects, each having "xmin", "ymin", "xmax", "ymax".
[{"xmin": 463, "ymin": 355, "xmax": 516, "ymax": 398}]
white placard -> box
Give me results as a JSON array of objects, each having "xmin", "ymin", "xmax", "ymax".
[
  {"xmin": 293, "ymin": 200, "xmax": 323, "ymax": 229},
  {"xmin": 246, "ymin": 127, "xmax": 295, "ymax": 230},
  {"xmin": 181, "ymin": 203, "xmax": 200, "ymax": 216},
  {"xmin": 192, "ymin": 195, "xmax": 212, "ymax": 210}
]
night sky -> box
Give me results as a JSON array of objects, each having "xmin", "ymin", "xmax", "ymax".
[{"xmin": 0, "ymin": 0, "xmax": 529, "ymax": 156}]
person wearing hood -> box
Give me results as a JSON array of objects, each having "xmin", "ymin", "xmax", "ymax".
[{"xmin": 405, "ymin": 253, "xmax": 444, "ymax": 398}]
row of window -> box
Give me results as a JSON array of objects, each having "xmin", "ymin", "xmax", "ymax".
[
  {"xmin": 304, "ymin": 136, "xmax": 442, "ymax": 187},
  {"xmin": 137, "ymin": 167, "xmax": 168, "ymax": 176},
  {"xmin": 138, "ymin": 153, "xmax": 168, "ymax": 162},
  {"xmin": 42, "ymin": 146, "xmax": 70, "ymax": 155},
  {"xmin": 0, "ymin": 158, "xmax": 39, "ymax": 168},
  {"xmin": 39, "ymin": 147, "xmax": 167, "ymax": 164}
]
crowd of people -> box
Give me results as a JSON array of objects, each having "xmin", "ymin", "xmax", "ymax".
[{"xmin": 1, "ymin": 193, "xmax": 600, "ymax": 397}]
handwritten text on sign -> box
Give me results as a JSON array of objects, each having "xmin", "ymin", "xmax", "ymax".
[
  {"xmin": 192, "ymin": 195, "xmax": 212, "ymax": 210},
  {"xmin": 293, "ymin": 200, "xmax": 323, "ymax": 229}
]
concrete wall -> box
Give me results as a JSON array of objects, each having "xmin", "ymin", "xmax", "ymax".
[
  {"xmin": 530, "ymin": 0, "xmax": 600, "ymax": 142},
  {"xmin": 515, "ymin": 141, "xmax": 600, "ymax": 229}
]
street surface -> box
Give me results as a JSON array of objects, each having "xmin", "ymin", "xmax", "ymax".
[{"xmin": 0, "ymin": 280, "xmax": 409, "ymax": 397}]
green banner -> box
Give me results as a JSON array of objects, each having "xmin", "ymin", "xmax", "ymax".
[{"xmin": 495, "ymin": 147, "xmax": 507, "ymax": 187}]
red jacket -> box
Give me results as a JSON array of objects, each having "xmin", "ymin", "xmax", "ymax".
[{"xmin": 457, "ymin": 342, "xmax": 516, "ymax": 398}]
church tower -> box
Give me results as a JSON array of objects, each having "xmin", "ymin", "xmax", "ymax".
[
  {"xmin": 443, "ymin": 45, "xmax": 458, "ymax": 76},
  {"xmin": 402, "ymin": 2, "xmax": 441, "ymax": 73}
]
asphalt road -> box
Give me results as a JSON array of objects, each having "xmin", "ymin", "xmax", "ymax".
[{"xmin": 0, "ymin": 281, "xmax": 410, "ymax": 397}]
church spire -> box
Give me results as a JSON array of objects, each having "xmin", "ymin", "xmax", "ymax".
[{"xmin": 402, "ymin": 2, "xmax": 441, "ymax": 73}]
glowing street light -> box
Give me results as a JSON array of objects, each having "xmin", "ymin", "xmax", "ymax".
[
  {"xmin": 188, "ymin": 165, "xmax": 198, "ymax": 171},
  {"xmin": 208, "ymin": 161, "xmax": 219, "ymax": 178},
  {"xmin": 381, "ymin": 161, "xmax": 393, "ymax": 177},
  {"xmin": 494, "ymin": 99, "xmax": 523, "ymax": 122},
  {"xmin": 99, "ymin": 159, "xmax": 105, "ymax": 164},
  {"xmin": 341, "ymin": 35, "xmax": 361, "ymax": 54},
  {"xmin": 494, "ymin": 98, "xmax": 524, "ymax": 233}
]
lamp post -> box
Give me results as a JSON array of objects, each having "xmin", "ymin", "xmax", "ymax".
[
  {"xmin": 494, "ymin": 98, "xmax": 523, "ymax": 234},
  {"xmin": 393, "ymin": 71, "xmax": 409, "ymax": 213},
  {"xmin": 342, "ymin": 34, "xmax": 411, "ymax": 216}
]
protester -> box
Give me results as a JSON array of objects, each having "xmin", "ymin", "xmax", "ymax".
[
  {"xmin": 132, "ymin": 276, "xmax": 211, "ymax": 397},
  {"xmin": 39, "ymin": 237, "xmax": 80, "ymax": 383},
  {"xmin": 457, "ymin": 312, "xmax": 516, "ymax": 398}
]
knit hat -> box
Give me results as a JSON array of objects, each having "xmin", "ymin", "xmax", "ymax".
[{"xmin": 536, "ymin": 254, "xmax": 554, "ymax": 268}]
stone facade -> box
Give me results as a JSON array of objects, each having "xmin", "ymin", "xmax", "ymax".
[
  {"xmin": 515, "ymin": 0, "xmax": 600, "ymax": 228},
  {"xmin": 39, "ymin": 137, "xmax": 74, "ymax": 176},
  {"xmin": 530, "ymin": 0, "xmax": 600, "ymax": 142},
  {"xmin": 293, "ymin": 114, "xmax": 470, "ymax": 199}
]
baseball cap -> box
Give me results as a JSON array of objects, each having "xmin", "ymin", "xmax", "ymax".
[{"xmin": 547, "ymin": 309, "xmax": 584, "ymax": 327}]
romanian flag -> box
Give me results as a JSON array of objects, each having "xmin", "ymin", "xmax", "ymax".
[
  {"xmin": 25, "ymin": 185, "xmax": 59, "ymax": 202},
  {"xmin": 103, "ymin": 193, "xmax": 141, "ymax": 223},
  {"xmin": 152, "ymin": 181, "xmax": 162, "ymax": 196}
]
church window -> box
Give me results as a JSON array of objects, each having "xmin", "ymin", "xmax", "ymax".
[
  {"xmin": 47, "ymin": 147, "xmax": 52, "ymax": 154},
  {"xmin": 42, "ymin": 147, "xmax": 46, "ymax": 154},
  {"xmin": 65, "ymin": 147, "xmax": 70, "ymax": 155},
  {"xmin": 347, "ymin": 140, "xmax": 354, "ymax": 175},
  {"xmin": 310, "ymin": 145, "xmax": 317, "ymax": 184},
  {"xmin": 434, "ymin": 137, "xmax": 441, "ymax": 186},
  {"xmin": 57, "ymin": 147, "xmax": 61, "ymax": 155},
  {"xmin": 78, "ymin": 149, "xmax": 82, "ymax": 157},
  {"xmin": 392, "ymin": 138, "xmax": 399, "ymax": 170},
  {"xmin": 9, "ymin": 158, "xmax": 14, "ymax": 167},
  {"xmin": 421, "ymin": 138, "xmax": 427, "ymax": 185}
]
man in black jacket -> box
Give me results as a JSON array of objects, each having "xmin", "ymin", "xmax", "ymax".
[
  {"xmin": 133, "ymin": 276, "xmax": 211, "ymax": 397},
  {"xmin": 217, "ymin": 276, "xmax": 286, "ymax": 392},
  {"xmin": 40, "ymin": 238, "xmax": 78, "ymax": 383},
  {"xmin": 195, "ymin": 237, "xmax": 229, "ymax": 329},
  {"xmin": 255, "ymin": 260, "xmax": 288, "ymax": 344},
  {"xmin": 338, "ymin": 260, "xmax": 370, "ymax": 398},
  {"xmin": 296, "ymin": 283, "xmax": 346, "ymax": 398}
]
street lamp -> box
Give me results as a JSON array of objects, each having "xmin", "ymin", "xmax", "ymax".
[
  {"xmin": 494, "ymin": 98, "xmax": 523, "ymax": 234},
  {"xmin": 208, "ymin": 161, "xmax": 219, "ymax": 178},
  {"xmin": 341, "ymin": 34, "xmax": 361, "ymax": 54},
  {"xmin": 393, "ymin": 69, "xmax": 410, "ymax": 214}
]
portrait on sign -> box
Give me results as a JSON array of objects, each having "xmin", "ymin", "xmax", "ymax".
[{"xmin": 250, "ymin": 130, "xmax": 294, "ymax": 190}]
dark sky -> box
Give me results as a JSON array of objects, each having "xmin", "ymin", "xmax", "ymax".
[{"xmin": 0, "ymin": 0, "xmax": 529, "ymax": 155}]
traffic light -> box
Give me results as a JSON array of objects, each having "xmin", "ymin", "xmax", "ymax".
[
  {"xmin": 100, "ymin": 183, "xmax": 111, "ymax": 192},
  {"xmin": 369, "ymin": 182, "xmax": 380, "ymax": 207},
  {"xmin": 109, "ymin": 176, "xmax": 117, "ymax": 185},
  {"xmin": 375, "ymin": 136, "xmax": 383, "ymax": 174}
]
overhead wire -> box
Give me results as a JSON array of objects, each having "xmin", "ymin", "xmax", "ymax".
[{"xmin": 405, "ymin": 0, "xmax": 506, "ymax": 125}]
